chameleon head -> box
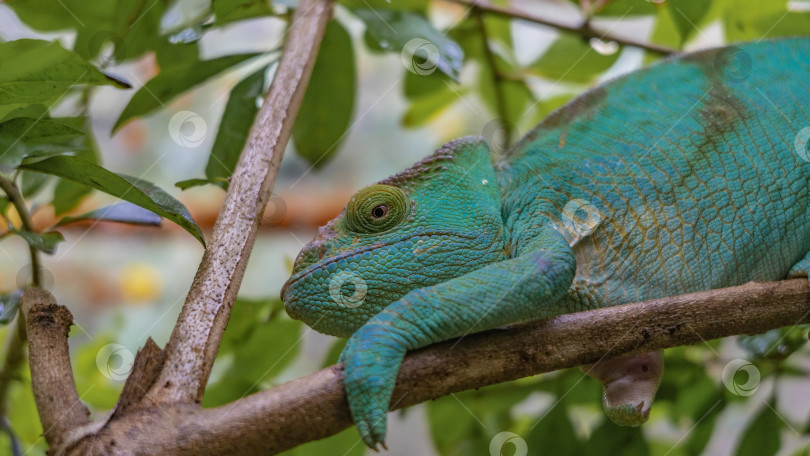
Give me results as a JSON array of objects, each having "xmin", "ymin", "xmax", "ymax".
[{"xmin": 281, "ymin": 137, "xmax": 509, "ymax": 337}]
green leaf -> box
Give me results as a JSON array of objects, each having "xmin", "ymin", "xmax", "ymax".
[
  {"xmin": 57, "ymin": 201, "xmax": 162, "ymax": 227},
  {"xmin": 52, "ymin": 134, "xmax": 99, "ymax": 215},
  {"xmin": 0, "ymin": 104, "xmax": 48, "ymax": 123},
  {"xmin": 205, "ymin": 66, "xmax": 268, "ymax": 185},
  {"xmin": 204, "ymin": 298, "xmax": 302, "ymax": 407},
  {"xmin": 528, "ymin": 34, "xmax": 620, "ymax": 84},
  {"xmin": 735, "ymin": 404, "xmax": 782, "ymax": 456},
  {"xmin": 667, "ymin": 0, "xmax": 712, "ymax": 44},
  {"xmin": 20, "ymin": 170, "xmax": 51, "ymax": 198},
  {"xmin": 0, "ymin": 291, "xmax": 22, "ymax": 325},
  {"xmin": 403, "ymin": 69, "xmax": 450, "ymax": 100},
  {"xmin": 737, "ymin": 325, "xmax": 809, "ymax": 360},
  {"xmin": 593, "ymin": 0, "xmax": 659, "ymax": 16},
  {"xmin": 279, "ymin": 426, "xmax": 366, "ymax": 456},
  {"xmin": 402, "ymin": 87, "xmax": 459, "ymax": 127},
  {"xmin": 353, "ymin": 9, "xmax": 464, "ymax": 80},
  {"xmin": 292, "ymin": 21, "xmax": 355, "ymax": 167},
  {"xmin": 526, "ymin": 399, "xmax": 583, "ymax": 456},
  {"xmin": 584, "ymin": 420, "xmax": 650, "ymax": 456},
  {"xmin": 0, "ymin": 39, "xmax": 122, "ymax": 119},
  {"xmin": 15, "ymin": 230, "xmax": 65, "ymax": 254},
  {"xmin": 175, "ymin": 177, "xmax": 229, "ymax": 190},
  {"xmin": 213, "ymin": 0, "xmax": 274, "ymax": 24},
  {"xmin": 21, "ymin": 155, "xmax": 205, "ymax": 245},
  {"xmin": 0, "ymin": 117, "xmax": 87, "ymax": 171},
  {"xmin": 113, "ymin": 53, "xmax": 260, "ymax": 131}
]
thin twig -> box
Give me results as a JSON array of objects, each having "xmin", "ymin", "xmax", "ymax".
[
  {"xmin": 0, "ymin": 175, "xmax": 41, "ymax": 285},
  {"xmin": 445, "ymin": 0, "xmax": 677, "ymax": 56},
  {"xmin": 0, "ymin": 174, "xmax": 42, "ymax": 434},
  {"xmin": 473, "ymin": 9, "xmax": 512, "ymax": 147}
]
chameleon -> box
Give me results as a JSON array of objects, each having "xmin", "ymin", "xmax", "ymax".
[{"xmin": 281, "ymin": 37, "xmax": 810, "ymax": 449}]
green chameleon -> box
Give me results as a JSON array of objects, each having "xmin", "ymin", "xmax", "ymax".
[{"xmin": 281, "ymin": 37, "xmax": 810, "ymax": 449}]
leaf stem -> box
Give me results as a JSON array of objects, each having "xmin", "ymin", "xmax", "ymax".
[
  {"xmin": 473, "ymin": 8, "xmax": 512, "ymax": 147},
  {"xmin": 0, "ymin": 175, "xmax": 41, "ymax": 285},
  {"xmin": 444, "ymin": 0, "xmax": 677, "ymax": 56},
  {"xmin": 0, "ymin": 174, "xmax": 42, "ymax": 438}
]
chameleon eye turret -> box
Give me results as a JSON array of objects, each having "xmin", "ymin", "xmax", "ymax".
[{"xmin": 345, "ymin": 184, "xmax": 409, "ymax": 234}]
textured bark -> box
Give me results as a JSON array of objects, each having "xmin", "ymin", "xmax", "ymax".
[
  {"xmin": 144, "ymin": 0, "xmax": 335, "ymax": 406},
  {"xmin": 60, "ymin": 279, "xmax": 810, "ymax": 455},
  {"xmin": 21, "ymin": 289, "xmax": 89, "ymax": 450}
]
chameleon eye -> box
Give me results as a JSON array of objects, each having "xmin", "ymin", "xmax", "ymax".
[
  {"xmin": 371, "ymin": 205, "xmax": 388, "ymax": 219},
  {"xmin": 346, "ymin": 184, "xmax": 409, "ymax": 233}
]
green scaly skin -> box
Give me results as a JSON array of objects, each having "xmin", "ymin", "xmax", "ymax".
[{"xmin": 281, "ymin": 38, "xmax": 810, "ymax": 448}]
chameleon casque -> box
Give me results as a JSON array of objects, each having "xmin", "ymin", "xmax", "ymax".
[{"xmin": 281, "ymin": 37, "xmax": 810, "ymax": 448}]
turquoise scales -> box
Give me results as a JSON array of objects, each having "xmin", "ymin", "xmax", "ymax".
[{"xmin": 281, "ymin": 38, "xmax": 810, "ymax": 449}]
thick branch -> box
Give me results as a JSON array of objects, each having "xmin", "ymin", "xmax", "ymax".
[
  {"xmin": 445, "ymin": 0, "xmax": 677, "ymax": 56},
  {"xmin": 21, "ymin": 289, "xmax": 89, "ymax": 449},
  {"xmin": 146, "ymin": 0, "xmax": 335, "ymax": 405},
  {"xmin": 82, "ymin": 279, "xmax": 809, "ymax": 455}
]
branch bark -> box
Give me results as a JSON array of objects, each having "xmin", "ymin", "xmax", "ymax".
[
  {"xmin": 145, "ymin": 0, "xmax": 336, "ymax": 405},
  {"xmin": 20, "ymin": 289, "xmax": 89, "ymax": 450},
  {"xmin": 444, "ymin": 0, "xmax": 677, "ymax": 56},
  {"xmin": 72, "ymin": 279, "xmax": 810, "ymax": 455}
]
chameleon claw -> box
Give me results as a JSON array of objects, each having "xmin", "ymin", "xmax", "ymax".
[{"xmin": 380, "ymin": 441, "xmax": 389, "ymax": 451}]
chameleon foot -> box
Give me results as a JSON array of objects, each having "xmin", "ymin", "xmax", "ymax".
[{"xmin": 582, "ymin": 351, "xmax": 664, "ymax": 426}]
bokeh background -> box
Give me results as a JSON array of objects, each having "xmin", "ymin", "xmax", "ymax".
[{"xmin": 1, "ymin": 0, "xmax": 810, "ymax": 455}]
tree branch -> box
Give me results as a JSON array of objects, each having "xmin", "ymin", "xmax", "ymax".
[
  {"xmin": 20, "ymin": 289, "xmax": 89, "ymax": 449},
  {"xmin": 445, "ymin": 0, "xmax": 677, "ymax": 56},
  {"xmin": 145, "ymin": 0, "xmax": 336, "ymax": 405},
  {"xmin": 76, "ymin": 279, "xmax": 808, "ymax": 455}
]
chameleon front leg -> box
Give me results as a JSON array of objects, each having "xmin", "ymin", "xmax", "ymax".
[{"xmin": 340, "ymin": 227, "xmax": 576, "ymax": 449}]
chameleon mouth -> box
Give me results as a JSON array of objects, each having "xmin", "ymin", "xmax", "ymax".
[{"xmin": 280, "ymin": 229, "xmax": 480, "ymax": 302}]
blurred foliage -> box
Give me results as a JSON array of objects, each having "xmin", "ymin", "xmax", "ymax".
[{"xmin": 1, "ymin": 0, "xmax": 810, "ymax": 454}]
